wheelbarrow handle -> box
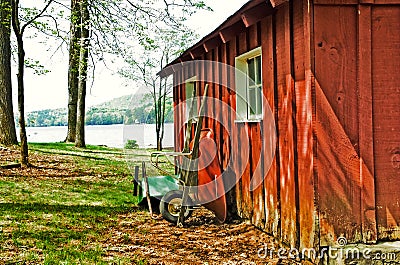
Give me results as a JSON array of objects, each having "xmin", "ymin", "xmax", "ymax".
[
  {"xmin": 150, "ymin": 151, "xmax": 192, "ymax": 173},
  {"xmin": 150, "ymin": 151, "xmax": 192, "ymax": 161}
]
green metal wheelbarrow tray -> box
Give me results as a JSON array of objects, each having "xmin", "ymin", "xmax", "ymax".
[
  {"xmin": 136, "ymin": 175, "xmax": 180, "ymax": 202},
  {"xmin": 134, "ymin": 168, "xmax": 196, "ymax": 224}
]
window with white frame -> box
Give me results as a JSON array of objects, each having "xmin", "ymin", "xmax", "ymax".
[
  {"xmin": 185, "ymin": 76, "xmax": 198, "ymax": 122},
  {"xmin": 235, "ymin": 47, "xmax": 263, "ymax": 121}
]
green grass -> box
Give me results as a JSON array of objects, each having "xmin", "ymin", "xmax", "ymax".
[
  {"xmin": 0, "ymin": 142, "xmax": 164, "ymax": 264},
  {"xmin": 28, "ymin": 142, "xmax": 173, "ymax": 177}
]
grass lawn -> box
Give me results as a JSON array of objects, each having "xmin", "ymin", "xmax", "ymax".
[
  {"xmin": 0, "ymin": 143, "xmax": 154, "ymax": 264},
  {"xmin": 0, "ymin": 143, "xmax": 299, "ymax": 265}
]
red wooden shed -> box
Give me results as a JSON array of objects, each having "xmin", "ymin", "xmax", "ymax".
[{"xmin": 160, "ymin": 0, "xmax": 400, "ymax": 254}]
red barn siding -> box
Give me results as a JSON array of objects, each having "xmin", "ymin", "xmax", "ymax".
[
  {"xmin": 293, "ymin": 0, "xmax": 317, "ymax": 250},
  {"xmin": 275, "ymin": 3, "xmax": 298, "ymax": 247},
  {"xmin": 358, "ymin": 5, "xmax": 377, "ymax": 243},
  {"xmin": 236, "ymin": 30, "xmax": 254, "ymax": 220},
  {"xmin": 314, "ymin": 4, "xmax": 364, "ymax": 244},
  {"xmin": 167, "ymin": 0, "xmax": 400, "ymax": 250},
  {"xmin": 260, "ymin": 15, "xmax": 280, "ymax": 237},
  {"xmin": 372, "ymin": 6, "xmax": 400, "ymax": 240},
  {"xmin": 220, "ymin": 44, "xmax": 231, "ymax": 171}
]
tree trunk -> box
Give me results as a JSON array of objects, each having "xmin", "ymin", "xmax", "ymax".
[
  {"xmin": 65, "ymin": 0, "xmax": 81, "ymax": 142},
  {"xmin": 11, "ymin": 0, "xmax": 28, "ymax": 166},
  {"xmin": 75, "ymin": 0, "xmax": 89, "ymax": 148},
  {"xmin": 159, "ymin": 82, "xmax": 167, "ymax": 151},
  {"xmin": 0, "ymin": 0, "xmax": 18, "ymax": 146},
  {"xmin": 15, "ymin": 37, "xmax": 28, "ymax": 165},
  {"xmin": 154, "ymin": 79, "xmax": 168, "ymax": 151},
  {"xmin": 157, "ymin": 132, "xmax": 162, "ymax": 151},
  {"xmin": 155, "ymin": 103, "xmax": 161, "ymax": 150}
]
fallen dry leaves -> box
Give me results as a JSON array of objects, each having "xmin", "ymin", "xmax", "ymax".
[
  {"xmin": 104, "ymin": 208, "xmax": 303, "ymax": 264},
  {"xmin": 0, "ymin": 146, "xmax": 81, "ymax": 178}
]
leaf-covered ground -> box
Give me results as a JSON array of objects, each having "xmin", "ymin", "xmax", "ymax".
[{"xmin": 0, "ymin": 144, "xmax": 303, "ymax": 264}]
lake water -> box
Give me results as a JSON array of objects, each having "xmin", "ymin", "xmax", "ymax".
[{"xmin": 25, "ymin": 123, "xmax": 175, "ymax": 148}]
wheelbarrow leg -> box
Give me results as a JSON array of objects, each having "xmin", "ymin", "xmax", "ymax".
[
  {"xmin": 133, "ymin": 166, "xmax": 139, "ymax": 196},
  {"xmin": 143, "ymin": 162, "xmax": 153, "ymax": 217}
]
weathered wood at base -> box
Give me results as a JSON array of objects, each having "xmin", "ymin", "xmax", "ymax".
[
  {"xmin": 296, "ymin": 77, "xmax": 316, "ymax": 250},
  {"xmin": 250, "ymin": 124, "xmax": 265, "ymax": 229},
  {"xmin": 315, "ymin": 80, "xmax": 363, "ymax": 244}
]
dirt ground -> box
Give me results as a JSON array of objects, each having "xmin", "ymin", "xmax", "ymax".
[
  {"xmin": 108, "ymin": 208, "xmax": 303, "ymax": 265},
  {"xmin": 0, "ymin": 146, "xmax": 303, "ymax": 264}
]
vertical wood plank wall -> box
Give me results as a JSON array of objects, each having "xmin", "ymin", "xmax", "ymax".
[
  {"xmin": 275, "ymin": 4, "xmax": 297, "ymax": 247},
  {"xmin": 294, "ymin": 0, "xmax": 316, "ymax": 250},
  {"xmin": 313, "ymin": 1, "xmax": 400, "ymax": 244},
  {"xmin": 171, "ymin": 0, "xmax": 399, "ymax": 249},
  {"xmin": 261, "ymin": 15, "xmax": 280, "ymax": 238},
  {"xmin": 371, "ymin": 5, "xmax": 400, "ymax": 240},
  {"xmin": 314, "ymin": 4, "xmax": 364, "ymax": 244},
  {"xmin": 173, "ymin": 0, "xmax": 315, "ymax": 249}
]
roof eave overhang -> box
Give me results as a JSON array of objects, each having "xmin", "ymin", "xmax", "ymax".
[{"xmin": 158, "ymin": 0, "xmax": 285, "ymax": 78}]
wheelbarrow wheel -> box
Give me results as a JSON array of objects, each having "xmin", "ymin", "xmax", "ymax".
[{"xmin": 160, "ymin": 190, "xmax": 193, "ymax": 224}]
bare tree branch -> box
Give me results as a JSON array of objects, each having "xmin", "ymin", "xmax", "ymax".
[{"xmin": 21, "ymin": 0, "xmax": 55, "ymax": 34}]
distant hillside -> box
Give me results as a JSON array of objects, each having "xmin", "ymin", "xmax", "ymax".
[
  {"xmin": 24, "ymin": 93, "xmax": 173, "ymax": 127},
  {"xmin": 94, "ymin": 94, "xmax": 145, "ymax": 109},
  {"xmin": 25, "ymin": 108, "xmax": 68, "ymax": 127}
]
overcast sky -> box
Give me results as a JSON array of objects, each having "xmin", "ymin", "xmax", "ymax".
[{"xmin": 14, "ymin": 0, "xmax": 248, "ymax": 112}]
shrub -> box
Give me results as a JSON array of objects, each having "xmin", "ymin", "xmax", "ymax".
[{"xmin": 124, "ymin": 139, "xmax": 139, "ymax": 149}]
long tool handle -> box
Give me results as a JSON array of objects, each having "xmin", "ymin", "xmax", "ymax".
[{"xmin": 177, "ymin": 84, "xmax": 209, "ymax": 227}]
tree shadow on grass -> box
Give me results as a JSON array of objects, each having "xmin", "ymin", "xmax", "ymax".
[
  {"xmin": 31, "ymin": 149, "xmax": 111, "ymax": 161},
  {"xmin": 0, "ymin": 202, "xmax": 137, "ymax": 215},
  {"xmin": 0, "ymin": 202, "xmax": 140, "ymax": 242}
]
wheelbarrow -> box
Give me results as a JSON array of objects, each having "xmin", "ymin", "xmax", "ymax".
[
  {"xmin": 134, "ymin": 84, "xmax": 226, "ymax": 225},
  {"xmin": 132, "ymin": 162, "xmax": 180, "ymax": 214},
  {"xmin": 150, "ymin": 128, "xmax": 227, "ymax": 224}
]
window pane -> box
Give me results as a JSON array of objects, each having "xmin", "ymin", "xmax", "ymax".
[
  {"xmin": 248, "ymin": 87, "xmax": 256, "ymax": 115},
  {"xmin": 248, "ymin": 58, "xmax": 255, "ymax": 87},
  {"xmin": 256, "ymin": 56, "xmax": 262, "ymax": 85},
  {"xmin": 256, "ymin": 85, "xmax": 262, "ymax": 115}
]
